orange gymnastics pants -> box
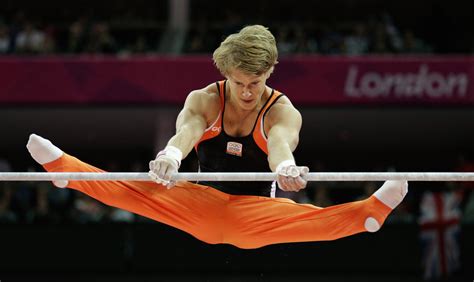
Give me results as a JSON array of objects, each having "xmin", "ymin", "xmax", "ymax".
[{"xmin": 43, "ymin": 153, "xmax": 393, "ymax": 249}]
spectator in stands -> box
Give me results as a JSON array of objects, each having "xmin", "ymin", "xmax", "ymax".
[
  {"xmin": 357, "ymin": 182, "xmax": 378, "ymax": 201},
  {"xmin": 108, "ymin": 160, "xmax": 135, "ymax": 222},
  {"xmin": 0, "ymin": 158, "xmax": 16, "ymax": 223},
  {"xmin": 221, "ymin": 10, "xmax": 243, "ymax": 38},
  {"xmin": 46, "ymin": 183, "xmax": 74, "ymax": 223},
  {"xmin": 186, "ymin": 26, "xmax": 208, "ymax": 53},
  {"xmin": 463, "ymin": 189, "xmax": 474, "ymax": 223},
  {"xmin": 9, "ymin": 166, "xmax": 38, "ymax": 222},
  {"xmin": 401, "ymin": 30, "xmax": 432, "ymax": 54},
  {"xmin": 6, "ymin": 11, "xmax": 26, "ymax": 52},
  {"xmin": 67, "ymin": 19, "xmax": 88, "ymax": 54},
  {"xmin": 454, "ymin": 154, "xmax": 474, "ymax": 223},
  {"xmin": 343, "ymin": 23, "xmax": 369, "ymax": 55},
  {"xmin": 381, "ymin": 12, "xmax": 403, "ymax": 52},
  {"xmin": 293, "ymin": 26, "xmax": 318, "ymax": 54},
  {"xmin": 72, "ymin": 193, "xmax": 108, "ymax": 223},
  {"xmin": 42, "ymin": 24, "xmax": 56, "ymax": 53},
  {"xmin": 0, "ymin": 23, "xmax": 11, "ymax": 53},
  {"xmin": 130, "ymin": 35, "xmax": 148, "ymax": 54},
  {"xmin": 312, "ymin": 183, "xmax": 333, "ymax": 207},
  {"xmin": 370, "ymin": 22, "xmax": 392, "ymax": 54},
  {"xmin": 276, "ymin": 182, "xmax": 312, "ymax": 203},
  {"xmin": 276, "ymin": 26, "xmax": 295, "ymax": 55},
  {"xmin": 0, "ymin": 185, "xmax": 16, "ymax": 223},
  {"xmin": 14, "ymin": 22, "xmax": 47, "ymax": 54},
  {"xmin": 109, "ymin": 207, "xmax": 135, "ymax": 222},
  {"xmin": 32, "ymin": 182, "xmax": 51, "ymax": 223},
  {"xmin": 185, "ymin": 21, "xmax": 216, "ymax": 54},
  {"xmin": 320, "ymin": 27, "xmax": 344, "ymax": 54},
  {"xmin": 86, "ymin": 22, "xmax": 117, "ymax": 54},
  {"xmin": 454, "ymin": 154, "xmax": 474, "ymax": 190}
]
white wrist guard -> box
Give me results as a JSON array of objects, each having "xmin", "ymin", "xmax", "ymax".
[
  {"xmin": 157, "ymin": 146, "xmax": 183, "ymax": 167},
  {"xmin": 276, "ymin": 160, "xmax": 296, "ymax": 172},
  {"xmin": 276, "ymin": 159, "xmax": 301, "ymax": 178}
]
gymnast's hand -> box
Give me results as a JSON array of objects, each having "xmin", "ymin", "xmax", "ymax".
[
  {"xmin": 148, "ymin": 146, "xmax": 182, "ymax": 188},
  {"xmin": 276, "ymin": 160, "xmax": 309, "ymax": 192}
]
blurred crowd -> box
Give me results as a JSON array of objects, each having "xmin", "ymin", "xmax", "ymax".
[
  {"xmin": 1, "ymin": 156, "xmax": 474, "ymax": 225},
  {"xmin": 0, "ymin": 14, "xmax": 144, "ymax": 55},
  {"xmin": 0, "ymin": 10, "xmax": 438, "ymax": 56},
  {"xmin": 186, "ymin": 12, "xmax": 435, "ymax": 55}
]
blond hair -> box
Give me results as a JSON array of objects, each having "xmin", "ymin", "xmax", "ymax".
[{"xmin": 213, "ymin": 25, "xmax": 278, "ymax": 76}]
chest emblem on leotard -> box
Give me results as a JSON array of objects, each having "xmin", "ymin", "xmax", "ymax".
[{"xmin": 226, "ymin": 142, "xmax": 243, "ymax": 157}]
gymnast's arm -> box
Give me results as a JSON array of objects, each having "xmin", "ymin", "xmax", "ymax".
[
  {"xmin": 266, "ymin": 100, "xmax": 308, "ymax": 191},
  {"xmin": 149, "ymin": 86, "xmax": 217, "ymax": 185},
  {"xmin": 167, "ymin": 90, "xmax": 209, "ymax": 157}
]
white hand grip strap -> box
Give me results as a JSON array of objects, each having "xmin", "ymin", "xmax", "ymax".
[
  {"xmin": 157, "ymin": 146, "xmax": 183, "ymax": 167},
  {"xmin": 276, "ymin": 160, "xmax": 299, "ymax": 177}
]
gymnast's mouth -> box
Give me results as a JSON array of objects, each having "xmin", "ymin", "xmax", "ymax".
[{"xmin": 240, "ymin": 99, "xmax": 255, "ymax": 105}]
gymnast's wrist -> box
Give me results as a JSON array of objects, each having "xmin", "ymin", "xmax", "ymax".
[
  {"xmin": 157, "ymin": 146, "xmax": 183, "ymax": 167},
  {"xmin": 276, "ymin": 159, "xmax": 296, "ymax": 172}
]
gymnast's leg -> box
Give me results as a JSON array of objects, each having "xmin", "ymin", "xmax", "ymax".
[
  {"xmin": 26, "ymin": 134, "xmax": 225, "ymax": 244},
  {"xmin": 223, "ymin": 181, "xmax": 408, "ymax": 249}
]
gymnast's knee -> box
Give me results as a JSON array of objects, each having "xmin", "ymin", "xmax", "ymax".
[
  {"xmin": 224, "ymin": 237, "xmax": 266, "ymax": 249},
  {"xmin": 221, "ymin": 228, "xmax": 267, "ymax": 249},
  {"xmin": 191, "ymin": 226, "xmax": 225, "ymax": 247}
]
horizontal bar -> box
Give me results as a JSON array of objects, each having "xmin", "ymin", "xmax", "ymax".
[{"xmin": 0, "ymin": 172, "xmax": 474, "ymax": 182}]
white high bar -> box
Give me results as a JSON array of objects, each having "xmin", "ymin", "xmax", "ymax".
[{"xmin": 0, "ymin": 172, "xmax": 473, "ymax": 182}]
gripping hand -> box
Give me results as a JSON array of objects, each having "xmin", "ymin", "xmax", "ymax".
[
  {"xmin": 148, "ymin": 146, "xmax": 182, "ymax": 188},
  {"xmin": 276, "ymin": 160, "xmax": 309, "ymax": 192}
]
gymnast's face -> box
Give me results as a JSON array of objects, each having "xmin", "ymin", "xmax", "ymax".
[{"xmin": 226, "ymin": 68, "xmax": 271, "ymax": 111}]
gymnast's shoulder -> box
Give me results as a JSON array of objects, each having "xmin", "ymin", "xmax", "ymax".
[{"xmin": 182, "ymin": 83, "xmax": 221, "ymax": 120}]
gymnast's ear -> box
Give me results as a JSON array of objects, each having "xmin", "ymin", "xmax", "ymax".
[{"xmin": 265, "ymin": 66, "xmax": 275, "ymax": 79}]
